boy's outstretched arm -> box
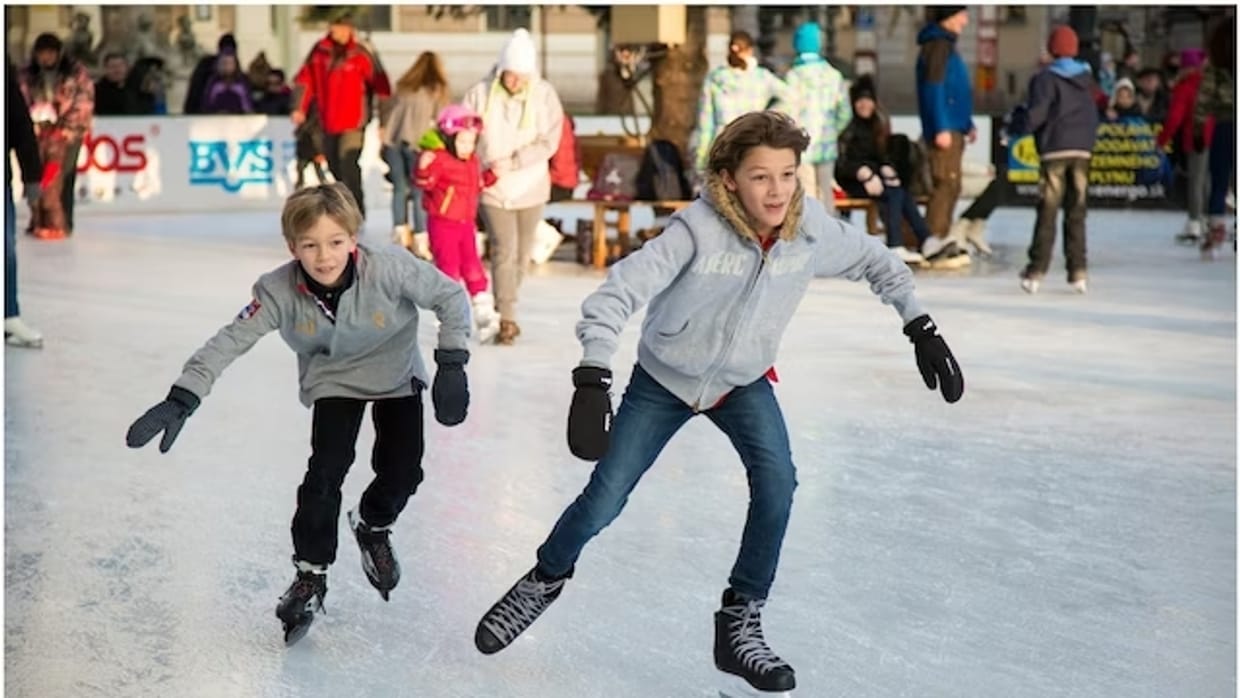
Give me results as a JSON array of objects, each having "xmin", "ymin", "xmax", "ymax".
[
  {"xmin": 813, "ymin": 211, "xmax": 964, "ymax": 403},
  {"xmin": 401, "ymin": 257, "xmax": 472, "ymax": 350},
  {"xmin": 402, "ymin": 258, "xmax": 473, "ymax": 425},
  {"xmin": 569, "ymin": 219, "xmax": 695, "ymax": 461},
  {"xmin": 127, "ymin": 283, "xmax": 282, "ymax": 453}
]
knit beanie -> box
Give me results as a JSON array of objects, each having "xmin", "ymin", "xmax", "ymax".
[
  {"xmin": 1047, "ymin": 26, "xmax": 1079, "ymax": 58},
  {"xmin": 793, "ymin": 22, "xmax": 822, "ymax": 56},
  {"xmin": 497, "ymin": 28, "xmax": 538, "ymax": 77},
  {"xmin": 849, "ymin": 75, "xmax": 877, "ymax": 105},
  {"xmin": 929, "ymin": 6, "xmax": 967, "ymax": 24}
]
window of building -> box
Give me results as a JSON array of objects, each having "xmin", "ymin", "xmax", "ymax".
[{"xmin": 485, "ymin": 6, "xmax": 532, "ymax": 32}]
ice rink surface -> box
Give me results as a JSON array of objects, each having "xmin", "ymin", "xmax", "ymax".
[{"xmin": 4, "ymin": 205, "xmax": 1236, "ymax": 697}]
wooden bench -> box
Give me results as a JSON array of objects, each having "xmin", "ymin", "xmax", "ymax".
[{"xmin": 585, "ymin": 199, "xmax": 694, "ymax": 269}]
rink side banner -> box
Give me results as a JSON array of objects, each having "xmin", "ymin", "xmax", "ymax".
[
  {"xmin": 1004, "ymin": 115, "xmax": 1175, "ymax": 206},
  {"xmin": 10, "ymin": 115, "xmax": 386, "ymax": 215}
]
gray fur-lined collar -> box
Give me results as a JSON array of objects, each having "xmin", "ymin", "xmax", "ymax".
[{"xmin": 701, "ymin": 172, "xmax": 805, "ymax": 244}]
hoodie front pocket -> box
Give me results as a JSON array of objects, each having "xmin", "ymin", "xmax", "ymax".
[{"xmin": 655, "ymin": 318, "xmax": 690, "ymax": 339}]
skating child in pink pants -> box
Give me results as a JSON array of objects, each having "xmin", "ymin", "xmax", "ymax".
[{"xmin": 415, "ymin": 104, "xmax": 502, "ymax": 342}]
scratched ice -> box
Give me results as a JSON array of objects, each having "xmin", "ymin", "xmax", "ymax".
[{"xmin": 4, "ymin": 205, "xmax": 1234, "ymax": 697}]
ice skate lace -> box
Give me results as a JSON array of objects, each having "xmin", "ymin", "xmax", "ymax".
[
  {"xmin": 483, "ymin": 574, "xmax": 565, "ymax": 644},
  {"xmin": 724, "ymin": 599, "xmax": 789, "ymax": 675}
]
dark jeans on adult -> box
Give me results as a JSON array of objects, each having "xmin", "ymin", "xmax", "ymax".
[
  {"xmin": 960, "ymin": 168, "xmax": 1012, "ymax": 221},
  {"xmin": 1208, "ymin": 121, "xmax": 1235, "ymax": 217},
  {"xmin": 481, "ymin": 204, "xmax": 544, "ymax": 322},
  {"xmin": 292, "ymin": 394, "xmax": 425, "ymax": 566},
  {"xmin": 62, "ymin": 140, "xmax": 81, "ymax": 233},
  {"xmin": 880, "ymin": 185, "xmax": 932, "ymax": 249},
  {"xmin": 5, "ymin": 180, "xmax": 18, "ymax": 318},
  {"xmin": 325, "ymin": 129, "xmax": 366, "ymax": 217},
  {"xmin": 1025, "ymin": 157, "xmax": 1090, "ymax": 280},
  {"xmin": 925, "ymin": 131, "xmax": 965, "ymax": 237},
  {"xmin": 382, "ymin": 143, "xmax": 427, "ymax": 232},
  {"xmin": 536, "ymin": 364, "xmax": 799, "ymax": 600}
]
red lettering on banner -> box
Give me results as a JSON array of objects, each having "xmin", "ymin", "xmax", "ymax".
[{"xmin": 78, "ymin": 133, "xmax": 148, "ymax": 174}]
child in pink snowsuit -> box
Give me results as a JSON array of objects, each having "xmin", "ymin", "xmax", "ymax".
[{"xmin": 414, "ymin": 104, "xmax": 501, "ymax": 341}]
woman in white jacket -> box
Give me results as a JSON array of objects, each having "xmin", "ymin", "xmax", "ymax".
[{"xmin": 463, "ymin": 29, "xmax": 564, "ymax": 345}]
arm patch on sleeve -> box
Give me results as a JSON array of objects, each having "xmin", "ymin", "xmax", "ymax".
[{"xmin": 238, "ymin": 298, "xmax": 262, "ymax": 320}]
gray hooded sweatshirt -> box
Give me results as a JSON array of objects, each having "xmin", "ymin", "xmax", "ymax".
[
  {"xmin": 577, "ymin": 175, "xmax": 926, "ymax": 411},
  {"xmin": 174, "ymin": 242, "xmax": 471, "ymax": 407}
]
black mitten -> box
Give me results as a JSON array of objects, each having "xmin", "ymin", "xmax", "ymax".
[
  {"xmin": 126, "ymin": 386, "xmax": 201, "ymax": 453},
  {"xmin": 432, "ymin": 348, "xmax": 470, "ymax": 426},
  {"xmin": 567, "ymin": 366, "xmax": 613, "ymax": 461},
  {"xmin": 903, "ymin": 315, "xmax": 964, "ymax": 403}
]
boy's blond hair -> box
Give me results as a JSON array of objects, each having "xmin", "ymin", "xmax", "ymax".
[
  {"xmin": 707, "ymin": 111, "xmax": 811, "ymax": 175},
  {"xmin": 281, "ymin": 182, "xmax": 363, "ymax": 244}
]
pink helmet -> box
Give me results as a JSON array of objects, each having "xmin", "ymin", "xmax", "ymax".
[{"xmin": 437, "ymin": 104, "xmax": 483, "ymax": 135}]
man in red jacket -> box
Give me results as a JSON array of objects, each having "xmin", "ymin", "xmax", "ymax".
[{"xmin": 291, "ymin": 11, "xmax": 391, "ymax": 218}]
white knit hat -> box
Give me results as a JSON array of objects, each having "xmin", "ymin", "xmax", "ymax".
[{"xmin": 497, "ymin": 28, "xmax": 538, "ymax": 76}]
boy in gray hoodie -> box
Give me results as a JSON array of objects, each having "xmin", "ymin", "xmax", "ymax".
[
  {"xmin": 473, "ymin": 112, "xmax": 964, "ymax": 694},
  {"xmin": 125, "ymin": 183, "xmax": 472, "ymax": 645}
]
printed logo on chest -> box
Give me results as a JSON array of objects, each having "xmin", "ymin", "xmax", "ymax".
[
  {"xmin": 296, "ymin": 318, "xmax": 317, "ymax": 336},
  {"xmin": 766, "ymin": 252, "xmax": 811, "ymax": 276},
  {"xmin": 691, "ymin": 251, "xmax": 748, "ymax": 276}
]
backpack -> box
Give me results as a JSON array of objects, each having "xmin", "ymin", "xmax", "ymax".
[
  {"xmin": 586, "ymin": 151, "xmax": 641, "ymax": 201},
  {"xmin": 635, "ymin": 139, "xmax": 691, "ymax": 201}
]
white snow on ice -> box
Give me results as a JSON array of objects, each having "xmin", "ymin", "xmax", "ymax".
[{"xmin": 4, "ymin": 205, "xmax": 1236, "ymax": 697}]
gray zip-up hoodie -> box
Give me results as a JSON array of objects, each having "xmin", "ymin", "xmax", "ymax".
[
  {"xmin": 174, "ymin": 242, "xmax": 471, "ymax": 407},
  {"xmin": 577, "ymin": 175, "xmax": 926, "ymax": 410}
]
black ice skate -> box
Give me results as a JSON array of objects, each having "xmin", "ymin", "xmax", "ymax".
[
  {"xmin": 474, "ymin": 566, "xmax": 571, "ymax": 655},
  {"xmin": 348, "ymin": 509, "xmax": 400, "ymax": 601},
  {"xmin": 714, "ymin": 589, "xmax": 796, "ymax": 695},
  {"xmin": 276, "ymin": 565, "xmax": 328, "ymax": 646}
]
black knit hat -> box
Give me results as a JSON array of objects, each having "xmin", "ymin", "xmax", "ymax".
[
  {"xmin": 849, "ymin": 75, "xmax": 877, "ymax": 104},
  {"xmin": 929, "ymin": 6, "xmax": 967, "ymax": 24},
  {"xmin": 32, "ymin": 33, "xmax": 62, "ymax": 54}
]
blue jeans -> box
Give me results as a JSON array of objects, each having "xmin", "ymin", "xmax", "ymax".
[
  {"xmin": 5, "ymin": 179, "xmax": 19, "ymax": 319},
  {"xmin": 537, "ymin": 364, "xmax": 799, "ymax": 600},
  {"xmin": 880, "ymin": 185, "xmax": 932, "ymax": 248},
  {"xmin": 383, "ymin": 144, "xmax": 426, "ymax": 231},
  {"xmin": 1208, "ymin": 121, "xmax": 1235, "ymax": 217}
]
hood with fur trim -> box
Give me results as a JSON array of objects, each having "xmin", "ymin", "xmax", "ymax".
[{"xmin": 701, "ymin": 172, "xmax": 806, "ymax": 244}]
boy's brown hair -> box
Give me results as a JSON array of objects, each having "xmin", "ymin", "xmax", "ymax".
[
  {"xmin": 280, "ymin": 182, "xmax": 363, "ymax": 244},
  {"xmin": 707, "ymin": 111, "xmax": 811, "ymax": 175}
]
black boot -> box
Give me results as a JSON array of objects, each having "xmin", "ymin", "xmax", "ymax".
[
  {"xmin": 276, "ymin": 564, "xmax": 328, "ymax": 646},
  {"xmin": 714, "ymin": 589, "xmax": 796, "ymax": 693},
  {"xmin": 475, "ymin": 565, "xmax": 572, "ymax": 655},
  {"xmin": 348, "ymin": 509, "xmax": 400, "ymax": 601}
]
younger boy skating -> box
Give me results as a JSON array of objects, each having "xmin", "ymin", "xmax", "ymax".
[
  {"xmin": 473, "ymin": 111, "xmax": 964, "ymax": 695},
  {"xmin": 415, "ymin": 104, "xmax": 502, "ymax": 343},
  {"xmin": 125, "ymin": 183, "xmax": 472, "ymax": 644}
]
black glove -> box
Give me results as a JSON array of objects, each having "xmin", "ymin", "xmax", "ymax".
[
  {"xmin": 567, "ymin": 366, "xmax": 613, "ymax": 461},
  {"xmin": 903, "ymin": 315, "xmax": 964, "ymax": 403},
  {"xmin": 432, "ymin": 348, "xmax": 470, "ymax": 426},
  {"xmin": 126, "ymin": 386, "xmax": 201, "ymax": 453}
]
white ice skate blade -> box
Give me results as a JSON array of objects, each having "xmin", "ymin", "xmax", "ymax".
[{"xmin": 718, "ymin": 674, "xmax": 793, "ymax": 697}]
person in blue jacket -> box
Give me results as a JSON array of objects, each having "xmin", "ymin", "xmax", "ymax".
[
  {"xmin": 916, "ymin": 6, "xmax": 976, "ymax": 242},
  {"xmin": 471, "ymin": 111, "xmax": 965, "ymax": 695}
]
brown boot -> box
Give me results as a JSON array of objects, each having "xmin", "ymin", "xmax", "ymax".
[{"xmin": 497, "ymin": 320, "xmax": 521, "ymax": 345}]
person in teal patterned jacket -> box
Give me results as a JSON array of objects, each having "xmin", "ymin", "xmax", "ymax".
[
  {"xmin": 784, "ymin": 21, "xmax": 851, "ymax": 212},
  {"xmin": 690, "ymin": 31, "xmax": 790, "ymax": 176}
]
